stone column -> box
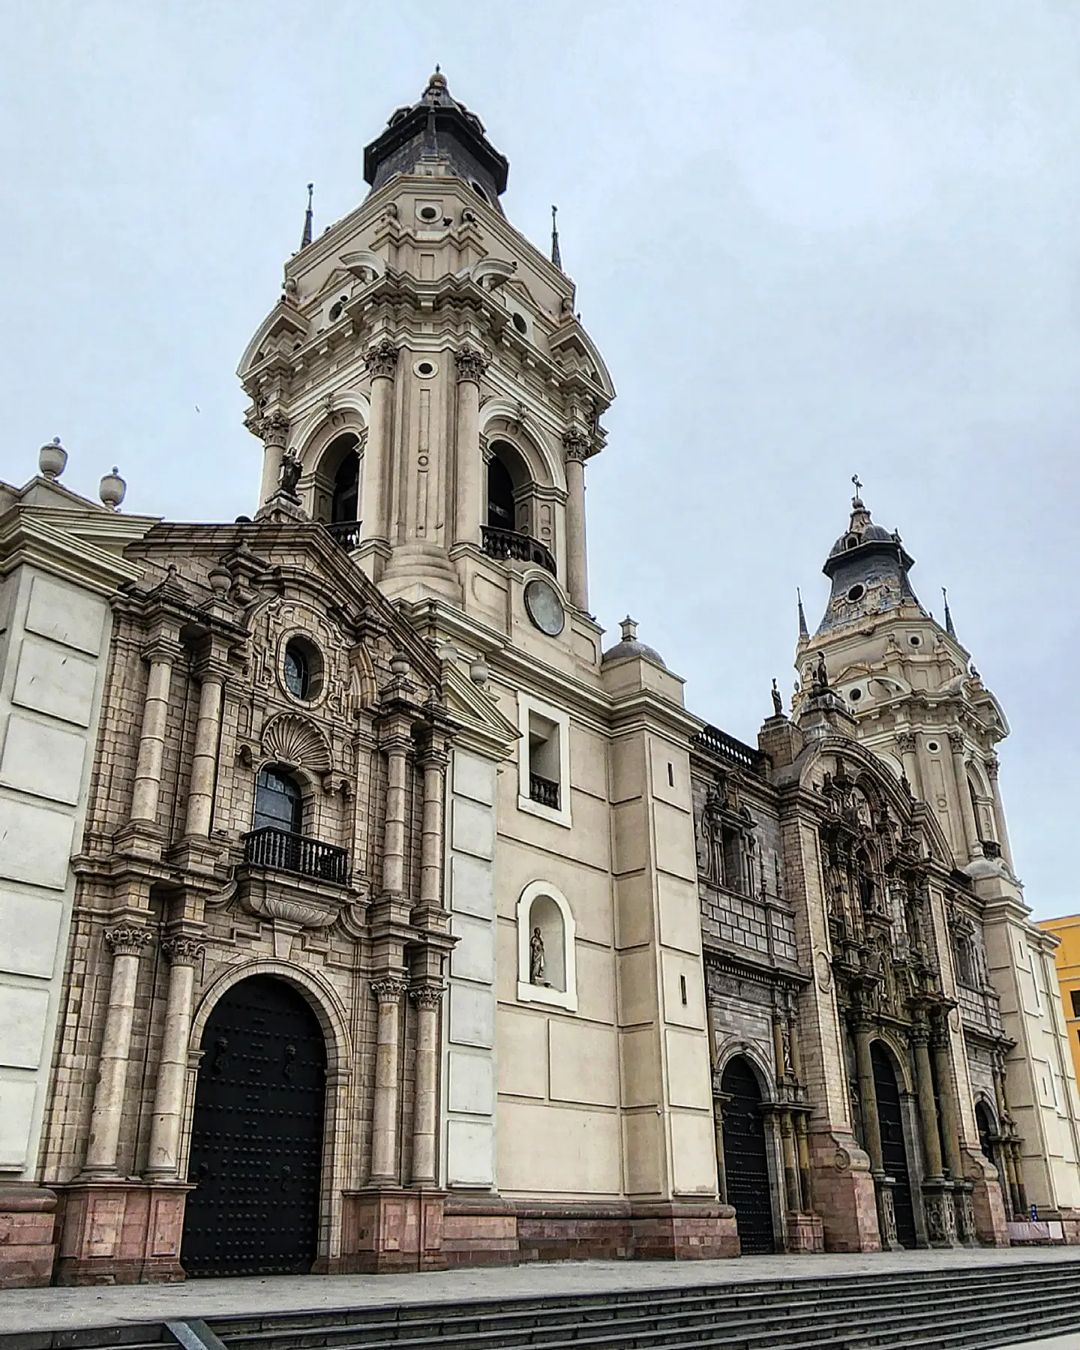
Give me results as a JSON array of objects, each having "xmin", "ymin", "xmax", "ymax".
[
  {"xmin": 417, "ymin": 746, "xmax": 448, "ymax": 914},
  {"xmin": 369, "ymin": 977, "xmax": 408, "ymax": 1184},
  {"xmin": 129, "ymin": 639, "xmax": 179, "ymax": 827},
  {"xmin": 949, "ymin": 732, "xmax": 980, "ymax": 860},
  {"xmin": 380, "ymin": 728, "xmax": 412, "ymax": 898},
  {"xmin": 145, "ymin": 937, "xmax": 205, "ymax": 1179},
  {"xmin": 713, "ymin": 1094, "xmax": 728, "ymax": 1203},
  {"xmin": 853, "ymin": 1020, "xmax": 884, "ymax": 1174},
  {"xmin": 256, "ymin": 411, "xmax": 290, "ymax": 506},
  {"xmin": 82, "ymin": 925, "xmax": 154, "ymax": 1176},
  {"xmin": 795, "ymin": 1112, "xmax": 814, "ymax": 1211},
  {"xmin": 409, "ymin": 984, "xmax": 443, "ymax": 1186},
  {"xmin": 896, "ymin": 731, "xmax": 922, "ymax": 797},
  {"xmin": 183, "ymin": 666, "xmax": 226, "ymax": 839},
  {"xmin": 780, "ymin": 1110, "xmax": 803, "ymax": 1213},
  {"xmin": 911, "ymin": 1018, "xmax": 945, "ymax": 1183},
  {"xmin": 931, "ymin": 1017, "xmax": 964, "ymax": 1183},
  {"xmin": 985, "ymin": 755, "xmax": 1014, "ymax": 870},
  {"xmin": 563, "ymin": 429, "xmax": 590, "ymax": 610},
  {"xmin": 453, "ymin": 346, "xmax": 488, "ymax": 548},
  {"xmin": 363, "ymin": 339, "xmax": 399, "ymax": 543}
]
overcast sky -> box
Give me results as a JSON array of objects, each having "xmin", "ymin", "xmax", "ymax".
[{"xmin": 2, "ymin": 1, "xmax": 1077, "ymax": 917}]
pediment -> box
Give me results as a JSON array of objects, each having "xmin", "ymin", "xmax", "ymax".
[{"xmin": 441, "ymin": 661, "xmax": 519, "ymax": 760}]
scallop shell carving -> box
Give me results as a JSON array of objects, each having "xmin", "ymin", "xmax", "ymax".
[{"xmin": 261, "ymin": 713, "xmax": 332, "ymax": 773}]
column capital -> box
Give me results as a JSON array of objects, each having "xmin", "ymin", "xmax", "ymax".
[
  {"xmin": 365, "ymin": 338, "xmax": 400, "ymax": 380},
  {"xmin": 371, "ymin": 976, "xmax": 408, "ymax": 1004},
  {"xmin": 161, "ymin": 935, "xmax": 206, "ymax": 966},
  {"xmin": 562, "ymin": 427, "xmax": 592, "ymax": 462},
  {"xmin": 417, "ymin": 744, "xmax": 450, "ymax": 772},
  {"xmin": 141, "ymin": 633, "xmax": 183, "ymax": 665},
  {"xmin": 896, "ymin": 731, "xmax": 917, "ymax": 753},
  {"xmin": 408, "ymin": 982, "xmax": 444, "ymax": 1008},
  {"xmin": 948, "ymin": 731, "xmax": 966, "ymax": 754},
  {"xmin": 454, "ymin": 344, "xmax": 489, "ymax": 384},
  {"xmin": 985, "ymin": 753, "xmax": 1000, "ymax": 781},
  {"xmin": 253, "ymin": 410, "xmax": 290, "ymax": 448},
  {"xmin": 105, "ymin": 924, "xmax": 154, "ymax": 958}
]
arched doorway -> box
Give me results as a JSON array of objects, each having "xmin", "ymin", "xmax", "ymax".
[
  {"xmin": 487, "ymin": 451, "xmax": 517, "ymax": 530},
  {"xmin": 871, "ymin": 1041, "xmax": 917, "ymax": 1248},
  {"xmin": 721, "ymin": 1056, "xmax": 775, "ymax": 1254},
  {"xmin": 181, "ymin": 975, "xmax": 326, "ymax": 1277}
]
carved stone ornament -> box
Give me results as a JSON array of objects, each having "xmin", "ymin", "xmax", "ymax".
[
  {"xmin": 243, "ymin": 893, "xmax": 340, "ymax": 929},
  {"xmin": 371, "ymin": 977, "xmax": 408, "ymax": 1004},
  {"xmin": 105, "ymin": 925, "xmax": 154, "ymax": 957},
  {"xmin": 834, "ymin": 1147, "xmax": 852, "ymax": 1173},
  {"xmin": 877, "ymin": 1183, "xmax": 899, "ymax": 1248},
  {"xmin": 365, "ymin": 339, "xmax": 399, "ymax": 380},
  {"xmin": 255, "ymin": 411, "xmax": 290, "ymax": 448},
  {"xmin": 409, "ymin": 983, "xmax": 444, "ymax": 1008},
  {"xmin": 262, "ymin": 712, "xmax": 332, "ymax": 773},
  {"xmin": 562, "ymin": 427, "xmax": 591, "ymax": 462},
  {"xmin": 948, "ymin": 731, "xmax": 965, "ymax": 753},
  {"xmin": 896, "ymin": 731, "xmax": 916, "ymax": 754},
  {"xmin": 162, "ymin": 936, "xmax": 206, "ymax": 966},
  {"xmin": 454, "ymin": 345, "xmax": 489, "ymax": 384}
]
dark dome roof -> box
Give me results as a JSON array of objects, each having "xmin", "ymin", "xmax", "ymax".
[{"xmin": 602, "ymin": 616, "xmax": 666, "ymax": 668}]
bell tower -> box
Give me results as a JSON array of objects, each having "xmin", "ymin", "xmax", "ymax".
[{"xmin": 238, "ymin": 69, "xmax": 614, "ymax": 653}]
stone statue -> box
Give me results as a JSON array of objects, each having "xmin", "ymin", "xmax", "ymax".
[
  {"xmin": 279, "ymin": 451, "xmax": 302, "ymax": 499},
  {"xmin": 771, "ymin": 678, "xmax": 783, "ymax": 717},
  {"xmin": 529, "ymin": 926, "xmax": 545, "ymax": 983},
  {"xmin": 814, "ymin": 653, "xmax": 829, "ymax": 690}
]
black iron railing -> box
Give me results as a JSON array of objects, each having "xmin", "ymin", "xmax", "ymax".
[
  {"xmin": 243, "ymin": 826, "xmax": 350, "ymax": 885},
  {"xmin": 481, "ymin": 525, "xmax": 557, "ymax": 576},
  {"xmin": 692, "ymin": 723, "xmax": 767, "ymax": 774},
  {"xmin": 529, "ymin": 772, "xmax": 561, "ymax": 810},
  {"xmin": 325, "ymin": 520, "xmax": 362, "ymax": 551}
]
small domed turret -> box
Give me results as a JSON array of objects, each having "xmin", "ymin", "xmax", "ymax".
[{"xmin": 602, "ymin": 616, "xmax": 666, "ymax": 668}]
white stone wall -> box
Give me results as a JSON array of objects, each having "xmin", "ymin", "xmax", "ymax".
[{"xmin": 0, "ymin": 567, "xmax": 111, "ymax": 1178}]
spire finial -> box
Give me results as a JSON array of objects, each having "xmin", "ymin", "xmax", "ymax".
[
  {"xmin": 300, "ymin": 182, "xmax": 314, "ymax": 249},
  {"xmin": 550, "ymin": 204, "xmax": 562, "ymax": 270},
  {"xmin": 942, "ymin": 586, "xmax": 956, "ymax": 639},
  {"xmin": 797, "ymin": 587, "xmax": 809, "ymax": 641},
  {"xmin": 851, "ymin": 472, "xmax": 863, "ymax": 505},
  {"xmin": 620, "ymin": 615, "xmax": 638, "ymax": 642}
]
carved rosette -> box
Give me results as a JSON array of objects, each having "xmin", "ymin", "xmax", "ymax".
[
  {"xmin": 105, "ymin": 925, "xmax": 154, "ymax": 958},
  {"xmin": 454, "ymin": 345, "xmax": 489, "ymax": 385},
  {"xmin": 371, "ymin": 977, "xmax": 408, "ymax": 1004},
  {"xmin": 563, "ymin": 427, "xmax": 591, "ymax": 463},
  {"xmin": 254, "ymin": 411, "xmax": 290, "ymax": 448},
  {"xmin": 365, "ymin": 339, "xmax": 399, "ymax": 381},
  {"xmin": 162, "ymin": 936, "xmax": 206, "ymax": 967},
  {"xmin": 409, "ymin": 983, "xmax": 444, "ymax": 1009}
]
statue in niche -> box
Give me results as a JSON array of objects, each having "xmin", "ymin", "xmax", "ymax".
[{"xmin": 529, "ymin": 926, "xmax": 546, "ymax": 983}]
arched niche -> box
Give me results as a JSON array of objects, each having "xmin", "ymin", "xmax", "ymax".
[{"xmin": 516, "ymin": 880, "xmax": 577, "ymax": 1012}]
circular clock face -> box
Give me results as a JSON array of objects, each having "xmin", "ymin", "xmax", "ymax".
[{"xmin": 524, "ymin": 577, "xmax": 565, "ymax": 636}]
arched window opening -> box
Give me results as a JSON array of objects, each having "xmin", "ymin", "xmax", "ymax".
[
  {"xmin": 487, "ymin": 453, "xmax": 517, "ymax": 530},
  {"xmin": 254, "ymin": 765, "xmax": 303, "ymax": 836},
  {"xmin": 284, "ymin": 643, "xmax": 309, "ymax": 699},
  {"xmin": 516, "ymin": 881, "xmax": 577, "ymax": 1012},
  {"xmin": 327, "ymin": 432, "xmax": 361, "ymax": 524}
]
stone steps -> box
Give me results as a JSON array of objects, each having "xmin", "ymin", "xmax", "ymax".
[{"xmin": 4, "ymin": 1259, "xmax": 1080, "ymax": 1350}]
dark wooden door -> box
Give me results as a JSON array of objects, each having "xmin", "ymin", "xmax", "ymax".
[
  {"xmin": 181, "ymin": 976, "xmax": 326, "ymax": 1277},
  {"xmin": 721, "ymin": 1057, "xmax": 776, "ymax": 1255},
  {"xmin": 872, "ymin": 1041, "xmax": 918, "ymax": 1249}
]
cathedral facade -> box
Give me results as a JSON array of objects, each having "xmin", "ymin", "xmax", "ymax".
[{"xmin": 1, "ymin": 72, "xmax": 1078, "ymax": 1287}]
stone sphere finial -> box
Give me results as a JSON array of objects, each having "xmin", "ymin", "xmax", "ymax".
[
  {"xmin": 99, "ymin": 466, "xmax": 126, "ymax": 510},
  {"xmin": 469, "ymin": 656, "xmax": 489, "ymax": 687},
  {"xmin": 38, "ymin": 437, "xmax": 67, "ymax": 480},
  {"xmin": 390, "ymin": 652, "xmax": 410, "ymax": 678},
  {"xmin": 207, "ymin": 566, "xmax": 232, "ymax": 597}
]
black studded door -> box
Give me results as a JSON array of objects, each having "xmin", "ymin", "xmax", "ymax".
[
  {"xmin": 721, "ymin": 1057, "xmax": 776, "ymax": 1255},
  {"xmin": 872, "ymin": 1040, "xmax": 918, "ymax": 1249},
  {"xmin": 180, "ymin": 975, "xmax": 326, "ymax": 1277}
]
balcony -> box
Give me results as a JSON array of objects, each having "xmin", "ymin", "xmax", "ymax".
[
  {"xmin": 480, "ymin": 525, "xmax": 556, "ymax": 576},
  {"xmin": 325, "ymin": 520, "xmax": 362, "ymax": 551},
  {"xmin": 243, "ymin": 826, "xmax": 350, "ymax": 883},
  {"xmin": 237, "ymin": 827, "xmax": 352, "ymax": 930},
  {"xmin": 529, "ymin": 772, "xmax": 561, "ymax": 811},
  {"xmin": 692, "ymin": 723, "xmax": 768, "ymax": 775}
]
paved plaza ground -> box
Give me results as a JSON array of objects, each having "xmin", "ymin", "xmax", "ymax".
[{"xmin": 1, "ymin": 1246, "xmax": 1079, "ymax": 1339}]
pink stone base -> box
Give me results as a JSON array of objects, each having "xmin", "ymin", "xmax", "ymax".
[
  {"xmin": 966, "ymin": 1152, "xmax": 1009, "ymax": 1247},
  {"xmin": 786, "ymin": 1212, "xmax": 826, "ymax": 1253},
  {"xmin": 0, "ymin": 1186, "xmax": 57, "ymax": 1288},
  {"xmin": 809, "ymin": 1133, "xmax": 882, "ymax": 1253},
  {"xmin": 54, "ymin": 1182, "xmax": 189, "ymax": 1286},
  {"xmin": 337, "ymin": 1189, "xmax": 447, "ymax": 1273},
  {"xmin": 442, "ymin": 1199, "xmax": 738, "ymax": 1266}
]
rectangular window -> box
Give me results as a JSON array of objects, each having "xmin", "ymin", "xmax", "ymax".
[
  {"xmin": 517, "ymin": 693, "xmax": 572, "ymax": 828},
  {"xmin": 1070, "ymin": 990, "xmax": 1080, "ymax": 1020}
]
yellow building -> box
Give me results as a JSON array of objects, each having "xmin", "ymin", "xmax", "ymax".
[{"xmin": 1039, "ymin": 915, "xmax": 1080, "ymax": 1090}]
